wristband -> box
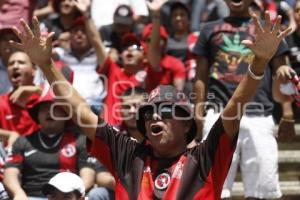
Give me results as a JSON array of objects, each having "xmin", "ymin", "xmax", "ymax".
[
  {"xmin": 248, "ymin": 65, "xmax": 264, "ymax": 80},
  {"xmin": 280, "ymin": 118, "xmax": 295, "ymax": 123}
]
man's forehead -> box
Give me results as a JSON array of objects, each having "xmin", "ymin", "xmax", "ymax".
[{"xmin": 121, "ymin": 94, "xmax": 145, "ymax": 103}]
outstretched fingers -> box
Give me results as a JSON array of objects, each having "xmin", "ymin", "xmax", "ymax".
[
  {"xmin": 20, "ymin": 19, "xmax": 34, "ymax": 39},
  {"xmin": 32, "ymin": 16, "xmax": 41, "ymax": 38},
  {"xmin": 278, "ymin": 26, "xmax": 293, "ymax": 40},
  {"xmin": 241, "ymin": 40, "xmax": 254, "ymax": 51},
  {"xmin": 251, "ymin": 12, "xmax": 263, "ymax": 35},
  {"xmin": 263, "ymin": 11, "xmax": 272, "ymax": 32},
  {"xmin": 271, "ymin": 15, "xmax": 282, "ymax": 35},
  {"xmin": 9, "ymin": 40, "xmax": 24, "ymax": 51},
  {"xmin": 46, "ymin": 32, "xmax": 55, "ymax": 47}
]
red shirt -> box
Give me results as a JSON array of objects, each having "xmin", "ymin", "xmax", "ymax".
[
  {"xmin": 146, "ymin": 55, "xmax": 186, "ymax": 92},
  {"xmin": 0, "ymin": 93, "xmax": 39, "ymax": 136},
  {"xmin": 98, "ymin": 57, "xmax": 146, "ymax": 125}
]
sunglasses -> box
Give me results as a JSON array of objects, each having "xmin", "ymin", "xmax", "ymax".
[
  {"xmin": 143, "ymin": 105, "xmax": 189, "ymax": 121},
  {"xmin": 123, "ymin": 44, "xmax": 143, "ymax": 51}
]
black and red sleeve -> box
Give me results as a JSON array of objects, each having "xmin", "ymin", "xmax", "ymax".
[
  {"xmin": 88, "ymin": 122, "xmax": 139, "ymax": 178},
  {"xmin": 5, "ymin": 137, "xmax": 26, "ymax": 171},
  {"xmin": 191, "ymin": 117, "xmax": 238, "ymax": 198}
]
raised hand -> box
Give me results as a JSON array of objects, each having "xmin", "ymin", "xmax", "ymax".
[
  {"xmin": 242, "ymin": 11, "xmax": 292, "ymax": 61},
  {"xmin": 9, "ymin": 86, "xmax": 41, "ymax": 107},
  {"xmin": 147, "ymin": 0, "xmax": 168, "ymax": 14},
  {"xmin": 73, "ymin": 0, "xmax": 91, "ymax": 17},
  {"xmin": 10, "ymin": 17, "xmax": 54, "ymax": 67}
]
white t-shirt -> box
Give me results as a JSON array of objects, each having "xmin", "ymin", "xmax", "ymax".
[
  {"xmin": 0, "ymin": 59, "xmax": 12, "ymax": 95},
  {"xmin": 91, "ymin": 0, "xmax": 149, "ymax": 28}
]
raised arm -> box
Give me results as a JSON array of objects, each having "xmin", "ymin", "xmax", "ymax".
[
  {"xmin": 146, "ymin": 0, "xmax": 167, "ymax": 71},
  {"xmin": 84, "ymin": 18, "xmax": 107, "ymax": 66},
  {"xmin": 222, "ymin": 11, "xmax": 292, "ymax": 139},
  {"xmin": 74, "ymin": 0, "xmax": 107, "ymax": 67},
  {"xmin": 193, "ymin": 56, "xmax": 210, "ymax": 141},
  {"xmin": 10, "ymin": 17, "xmax": 98, "ymax": 140}
]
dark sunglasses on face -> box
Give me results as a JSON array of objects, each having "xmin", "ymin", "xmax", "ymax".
[
  {"xmin": 143, "ymin": 105, "xmax": 189, "ymax": 121},
  {"xmin": 123, "ymin": 44, "xmax": 143, "ymax": 51}
]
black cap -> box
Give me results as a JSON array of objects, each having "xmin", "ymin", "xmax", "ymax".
[
  {"xmin": 137, "ymin": 85, "xmax": 197, "ymax": 144},
  {"xmin": 170, "ymin": 1, "xmax": 190, "ymax": 18},
  {"xmin": 113, "ymin": 5, "xmax": 134, "ymax": 26}
]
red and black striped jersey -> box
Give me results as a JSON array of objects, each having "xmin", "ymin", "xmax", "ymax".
[
  {"xmin": 89, "ymin": 118, "xmax": 238, "ymax": 200},
  {"xmin": 5, "ymin": 129, "xmax": 93, "ymax": 197}
]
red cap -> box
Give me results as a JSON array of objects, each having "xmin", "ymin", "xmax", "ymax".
[
  {"xmin": 27, "ymin": 90, "xmax": 56, "ymax": 123},
  {"xmin": 121, "ymin": 33, "xmax": 141, "ymax": 49},
  {"xmin": 69, "ymin": 16, "xmax": 86, "ymax": 30},
  {"xmin": 142, "ymin": 24, "xmax": 168, "ymax": 41}
]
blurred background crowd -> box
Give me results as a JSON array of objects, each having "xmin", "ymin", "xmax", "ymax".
[{"xmin": 0, "ymin": 0, "xmax": 299, "ymax": 199}]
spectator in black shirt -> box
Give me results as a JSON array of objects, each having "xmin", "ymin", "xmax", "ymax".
[{"xmin": 3, "ymin": 91, "xmax": 95, "ymax": 199}]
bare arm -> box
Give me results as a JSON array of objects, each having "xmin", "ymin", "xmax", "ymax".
[
  {"xmin": 3, "ymin": 168, "xmax": 28, "ymax": 200},
  {"xmin": 33, "ymin": 1, "xmax": 54, "ymax": 19},
  {"xmin": 10, "ymin": 17, "xmax": 98, "ymax": 141},
  {"xmin": 9, "ymin": 85, "xmax": 42, "ymax": 107},
  {"xmin": 96, "ymin": 171, "xmax": 115, "ymax": 191},
  {"xmin": 0, "ymin": 129, "xmax": 19, "ymax": 149},
  {"xmin": 193, "ymin": 56, "xmax": 209, "ymax": 140},
  {"xmin": 85, "ymin": 18, "xmax": 107, "ymax": 66},
  {"xmin": 80, "ymin": 167, "xmax": 96, "ymax": 192},
  {"xmin": 271, "ymin": 55, "xmax": 296, "ymax": 141},
  {"xmin": 74, "ymin": 0, "xmax": 107, "ymax": 67},
  {"xmin": 271, "ymin": 55, "xmax": 293, "ymax": 102},
  {"xmin": 222, "ymin": 12, "xmax": 292, "ymax": 139},
  {"xmin": 146, "ymin": 0, "xmax": 167, "ymax": 71}
]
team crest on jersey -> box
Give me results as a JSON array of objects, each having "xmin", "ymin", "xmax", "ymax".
[
  {"xmin": 61, "ymin": 144, "xmax": 76, "ymax": 157},
  {"xmin": 154, "ymin": 172, "xmax": 171, "ymax": 190},
  {"xmin": 135, "ymin": 70, "xmax": 147, "ymax": 82}
]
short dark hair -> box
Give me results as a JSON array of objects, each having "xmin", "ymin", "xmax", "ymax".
[
  {"xmin": 170, "ymin": 2, "xmax": 191, "ymax": 19},
  {"xmin": 74, "ymin": 190, "xmax": 82, "ymax": 199}
]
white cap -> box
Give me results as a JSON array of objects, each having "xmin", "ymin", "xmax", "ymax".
[{"xmin": 42, "ymin": 172, "xmax": 85, "ymax": 197}]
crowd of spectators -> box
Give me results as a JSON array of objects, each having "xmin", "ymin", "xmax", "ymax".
[{"xmin": 0, "ymin": 0, "xmax": 299, "ymax": 200}]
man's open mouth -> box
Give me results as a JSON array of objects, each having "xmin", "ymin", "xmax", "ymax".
[
  {"xmin": 231, "ymin": 0, "xmax": 243, "ymax": 6},
  {"xmin": 11, "ymin": 72, "xmax": 21, "ymax": 82},
  {"xmin": 150, "ymin": 124, "xmax": 163, "ymax": 136}
]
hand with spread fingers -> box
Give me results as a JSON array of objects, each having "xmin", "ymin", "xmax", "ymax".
[
  {"xmin": 73, "ymin": 0, "xmax": 91, "ymax": 17},
  {"xmin": 10, "ymin": 17, "xmax": 54, "ymax": 68},
  {"xmin": 242, "ymin": 11, "xmax": 292, "ymax": 66},
  {"xmin": 9, "ymin": 86, "xmax": 42, "ymax": 107},
  {"xmin": 147, "ymin": 0, "xmax": 168, "ymax": 14}
]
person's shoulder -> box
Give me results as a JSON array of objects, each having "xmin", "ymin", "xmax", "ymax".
[
  {"xmin": 100, "ymin": 24, "xmax": 113, "ymax": 35},
  {"xmin": 161, "ymin": 55, "xmax": 184, "ymax": 67},
  {"xmin": 16, "ymin": 132, "xmax": 36, "ymax": 146},
  {"xmin": 201, "ymin": 18, "xmax": 225, "ymax": 29},
  {"xmin": 0, "ymin": 93, "xmax": 9, "ymax": 102}
]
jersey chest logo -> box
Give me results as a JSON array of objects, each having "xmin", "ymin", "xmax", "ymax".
[
  {"xmin": 154, "ymin": 172, "xmax": 171, "ymax": 190},
  {"xmin": 61, "ymin": 144, "xmax": 76, "ymax": 158}
]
